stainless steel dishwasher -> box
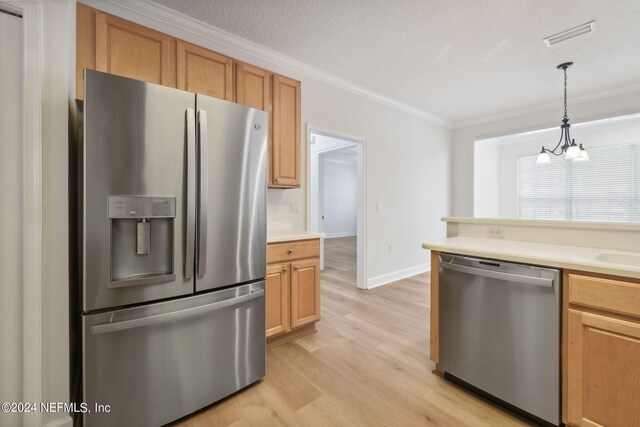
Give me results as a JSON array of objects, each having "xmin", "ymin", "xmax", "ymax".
[{"xmin": 438, "ymin": 253, "xmax": 560, "ymax": 426}]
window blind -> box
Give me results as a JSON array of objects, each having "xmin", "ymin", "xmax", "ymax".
[{"xmin": 517, "ymin": 143, "xmax": 640, "ymax": 222}]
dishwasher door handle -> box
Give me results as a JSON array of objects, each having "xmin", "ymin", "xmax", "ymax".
[{"xmin": 441, "ymin": 262, "xmax": 553, "ymax": 288}]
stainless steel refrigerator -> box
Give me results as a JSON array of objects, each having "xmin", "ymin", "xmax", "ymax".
[{"xmin": 77, "ymin": 70, "xmax": 268, "ymax": 426}]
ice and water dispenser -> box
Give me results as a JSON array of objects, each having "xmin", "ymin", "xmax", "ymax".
[{"xmin": 108, "ymin": 196, "xmax": 176, "ymax": 287}]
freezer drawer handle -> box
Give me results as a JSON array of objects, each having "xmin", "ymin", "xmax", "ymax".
[
  {"xmin": 91, "ymin": 289, "xmax": 264, "ymax": 336},
  {"xmin": 441, "ymin": 262, "xmax": 553, "ymax": 288}
]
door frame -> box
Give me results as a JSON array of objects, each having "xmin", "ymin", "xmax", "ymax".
[
  {"xmin": 306, "ymin": 124, "xmax": 367, "ymax": 289},
  {"xmin": 1, "ymin": 1, "xmax": 44, "ymax": 426}
]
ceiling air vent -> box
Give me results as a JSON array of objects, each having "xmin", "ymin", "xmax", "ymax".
[{"xmin": 543, "ymin": 21, "xmax": 596, "ymax": 47}]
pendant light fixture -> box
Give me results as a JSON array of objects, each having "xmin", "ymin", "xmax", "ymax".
[{"xmin": 537, "ymin": 62, "xmax": 589, "ymax": 164}]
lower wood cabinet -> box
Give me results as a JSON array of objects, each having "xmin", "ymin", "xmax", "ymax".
[
  {"xmin": 266, "ymin": 263, "xmax": 289, "ymax": 337},
  {"xmin": 565, "ymin": 271, "xmax": 640, "ymax": 427},
  {"xmin": 266, "ymin": 239, "xmax": 320, "ymax": 346},
  {"xmin": 290, "ymin": 258, "xmax": 321, "ymax": 328}
]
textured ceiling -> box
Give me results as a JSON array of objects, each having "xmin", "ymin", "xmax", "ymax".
[{"xmin": 151, "ymin": 0, "xmax": 640, "ymax": 125}]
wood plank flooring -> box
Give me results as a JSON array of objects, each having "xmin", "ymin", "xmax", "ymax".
[{"xmin": 176, "ymin": 237, "xmax": 532, "ymax": 426}]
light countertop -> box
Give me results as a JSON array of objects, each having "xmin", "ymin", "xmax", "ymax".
[
  {"xmin": 267, "ymin": 232, "xmax": 325, "ymax": 244},
  {"xmin": 423, "ymin": 236, "xmax": 640, "ymax": 280}
]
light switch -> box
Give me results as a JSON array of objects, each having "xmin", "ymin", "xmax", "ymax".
[{"xmin": 376, "ymin": 202, "xmax": 384, "ymax": 212}]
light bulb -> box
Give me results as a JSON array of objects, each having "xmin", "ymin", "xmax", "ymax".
[
  {"xmin": 537, "ymin": 151, "xmax": 551, "ymax": 164},
  {"xmin": 565, "ymin": 143, "xmax": 580, "ymax": 160},
  {"xmin": 573, "ymin": 145, "xmax": 589, "ymax": 162}
]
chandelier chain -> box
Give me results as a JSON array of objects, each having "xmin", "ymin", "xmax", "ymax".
[{"xmin": 563, "ymin": 67, "xmax": 568, "ymax": 120}]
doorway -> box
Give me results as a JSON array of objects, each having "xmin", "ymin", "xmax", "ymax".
[{"xmin": 308, "ymin": 126, "xmax": 366, "ymax": 289}]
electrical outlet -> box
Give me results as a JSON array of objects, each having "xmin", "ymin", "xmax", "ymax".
[
  {"xmin": 290, "ymin": 202, "xmax": 300, "ymax": 214},
  {"xmin": 487, "ymin": 227, "xmax": 505, "ymax": 239},
  {"xmin": 376, "ymin": 202, "xmax": 384, "ymax": 212}
]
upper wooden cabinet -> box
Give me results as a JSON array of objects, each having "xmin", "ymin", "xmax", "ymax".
[
  {"xmin": 236, "ymin": 62, "xmax": 271, "ymax": 112},
  {"xmin": 95, "ymin": 10, "xmax": 176, "ymax": 88},
  {"xmin": 76, "ymin": 3, "xmax": 175, "ymax": 99},
  {"xmin": 76, "ymin": 3, "xmax": 95, "ymax": 100},
  {"xmin": 271, "ymin": 74, "xmax": 301, "ymax": 188},
  {"xmin": 176, "ymin": 40, "xmax": 233, "ymax": 101},
  {"xmin": 76, "ymin": 3, "xmax": 302, "ymax": 190}
]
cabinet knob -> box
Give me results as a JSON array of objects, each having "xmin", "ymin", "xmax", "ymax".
[
  {"xmin": 275, "ymin": 178, "xmax": 280, "ymax": 183},
  {"xmin": 283, "ymin": 267, "xmax": 287, "ymax": 272},
  {"xmin": 287, "ymin": 248, "xmax": 293, "ymax": 254}
]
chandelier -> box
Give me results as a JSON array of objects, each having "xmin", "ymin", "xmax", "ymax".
[{"xmin": 537, "ymin": 62, "xmax": 589, "ymax": 164}]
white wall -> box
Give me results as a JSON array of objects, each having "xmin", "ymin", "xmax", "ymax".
[
  {"xmin": 453, "ymin": 89, "xmax": 640, "ymax": 217},
  {"xmin": 474, "ymin": 115, "xmax": 640, "ymax": 218},
  {"xmin": 84, "ymin": 0, "xmax": 453, "ymax": 283},
  {"xmin": 0, "ymin": 11, "xmax": 24, "ymax": 427},
  {"xmin": 473, "ymin": 141, "xmax": 499, "ymax": 217},
  {"xmin": 322, "ymin": 157, "xmax": 357, "ymax": 237},
  {"xmin": 42, "ymin": 1, "xmax": 73, "ymax": 426}
]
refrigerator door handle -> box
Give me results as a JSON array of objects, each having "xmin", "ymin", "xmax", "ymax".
[
  {"xmin": 185, "ymin": 108, "xmax": 196, "ymax": 279},
  {"xmin": 91, "ymin": 289, "xmax": 264, "ymax": 335},
  {"xmin": 197, "ymin": 110, "xmax": 208, "ymax": 276}
]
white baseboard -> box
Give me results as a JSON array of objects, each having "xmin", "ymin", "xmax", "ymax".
[
  {"xmin": 324, "ymin": 231, "xmax": 357, "ymax": 239},
  {"xmin": 44, "ymin": 415, "xmax": 73, "ymax": 427},
  {"xmin": 366, "ymin": 263, "xmax": 430, "ymax": 289}
]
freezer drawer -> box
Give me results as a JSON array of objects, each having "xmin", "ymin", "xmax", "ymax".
[{"xmin": 82, "ymin": 282, "xmax": 265, "ymax": 427}]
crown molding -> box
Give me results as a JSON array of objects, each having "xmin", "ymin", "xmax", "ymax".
[
  {"xmin": 453, "ymin": 80, "xmax": 640, "ymax": 130},
  {"xmin": 80, "ymin": 0, "xmax": 453, "ymax": 128}
]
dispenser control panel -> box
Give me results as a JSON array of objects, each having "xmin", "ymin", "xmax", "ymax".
[{"xmin": 108, "ymin": 196, "xmax": 176, "ymax": 219}]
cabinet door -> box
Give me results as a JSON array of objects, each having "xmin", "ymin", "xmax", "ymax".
[
  {"xmin": 567, "ymin": 309, "xmax": 640, "ymax": 426},
  {"xmin": 266, "ymin": 263, "xmax": 289, "ymax": 337},
  {"xmin": 176, "ymin": 41, "xmax": 233, "ymax": 100},
  {"xmin": 271, "ymin": 74, "xmax": 301, "ymax": 188},
  {"xmin": 290, "ymin": 258, "xmax": 320, "ymax": 328},
  {"xmin": 95, "ymin": 11, "xmax": 175, "ymax": 87},
  {"xmin": 236, "ymin": 62, "xmax": 271, "ymax": 112}
]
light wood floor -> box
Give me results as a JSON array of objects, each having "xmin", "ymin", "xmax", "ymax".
[{"xmin": 176, "ymin": 237, "xmax": 532, "ymax": 426}]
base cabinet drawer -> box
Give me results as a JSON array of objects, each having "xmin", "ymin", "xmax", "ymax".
[
  {"xmin": 568, "ymin": 273, "xmax": 640, "ymax": 318},
  {"xmin": 267, "ymin": 239, "xmax": 319, "ymax": 264}
]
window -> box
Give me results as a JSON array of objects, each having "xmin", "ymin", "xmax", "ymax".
[{"xmin": 517, "ymin": 143, "xmax": 640, "ymax": 222}]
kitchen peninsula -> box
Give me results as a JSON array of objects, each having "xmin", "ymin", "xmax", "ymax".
[{"xmin": 423, "ymin": 217, "xmax": 640, "ymax": 427}]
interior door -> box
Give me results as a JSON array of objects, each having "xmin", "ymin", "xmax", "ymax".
[{"xmin": 195, "ymin": 94, "xmax": 268, "ymax": 292}]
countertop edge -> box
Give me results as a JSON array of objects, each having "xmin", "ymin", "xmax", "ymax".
[
  {"xmin": 267, "ymin": 233, "xmax": 325, "ymax": 243},
  {"xmin": 441, "ymin": 217, "xmax": 640, "ymax": 232},
  {"xmin": 422, "ymin": 242, "xmax": 640, "ymax": 281}
]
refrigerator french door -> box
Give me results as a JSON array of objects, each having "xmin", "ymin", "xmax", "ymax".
[{"xmin": 80, "ymin": 70, "xmax": 268, "ymax": 426}]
